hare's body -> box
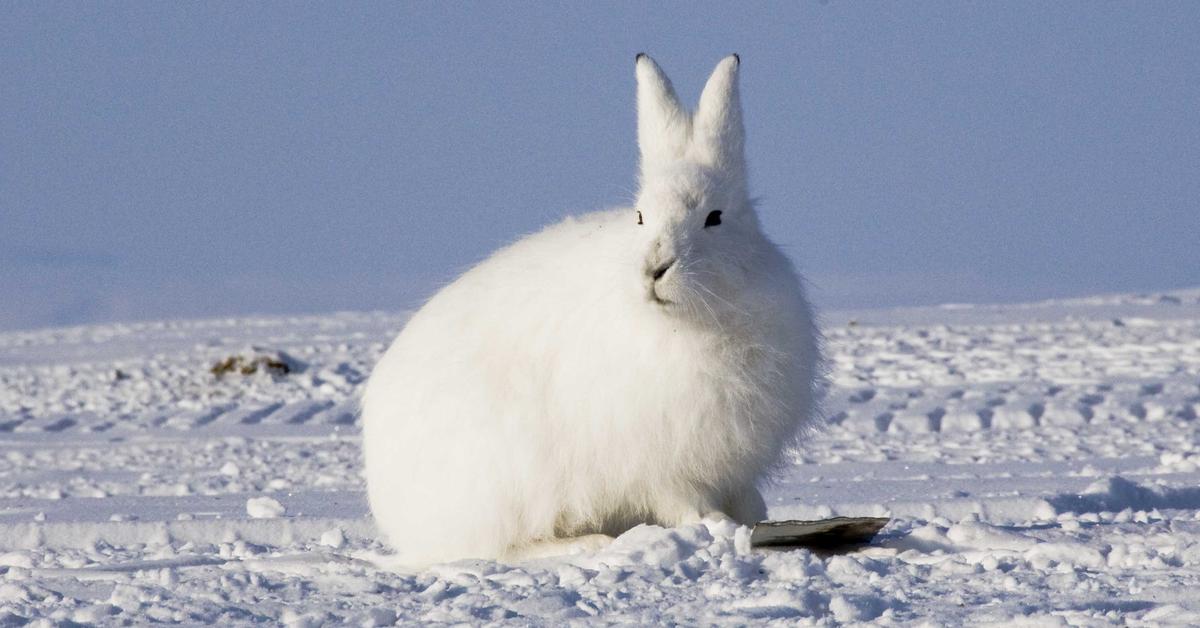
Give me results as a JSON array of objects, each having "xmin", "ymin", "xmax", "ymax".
[{"xmin": 363, "ymin": 55, "xmax": 822, "ymax": 565}]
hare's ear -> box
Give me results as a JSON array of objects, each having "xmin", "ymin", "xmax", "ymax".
[
  {"xmin": 636, "ymin": 54, "xmax": 689, "ymax": 173},
  {"xmin": 694, "ymin": 54, "xmax": 745, "ymax": 175}
]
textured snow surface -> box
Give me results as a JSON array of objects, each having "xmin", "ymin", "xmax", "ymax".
[{"xmin": 2, "ymin": 293, "xmax": 1200, "ymax": 625}]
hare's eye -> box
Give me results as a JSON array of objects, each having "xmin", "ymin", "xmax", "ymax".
[
  {"xmin": 636, "ymin": 210, "xmax": 644, "ymax": 225},
  {"xmin": 704, "ymin": 210, "xmax": 722, "ymax": 228}
]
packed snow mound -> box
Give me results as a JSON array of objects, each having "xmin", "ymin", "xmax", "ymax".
[
  {"xmin": 1, "ymin": 291, "xmax": 1199, "ymax": 623},
  {"xmin": 246, "ymin": 496, "xmax": 287, "ymax": 519}
]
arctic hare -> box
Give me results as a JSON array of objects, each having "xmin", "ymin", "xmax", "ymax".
[{"xmin": 362, "ymin": 54, "xmax": 821, "ymax": 565}]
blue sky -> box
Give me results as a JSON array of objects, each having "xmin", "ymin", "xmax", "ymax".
[{"xmin": 3, "ymin": 2, "xmax": 1198, "ymax": 330}]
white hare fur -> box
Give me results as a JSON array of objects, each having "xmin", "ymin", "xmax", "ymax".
[{"xmin": 362, "ymin": 54, "xmax": 821, "ymax": 565}]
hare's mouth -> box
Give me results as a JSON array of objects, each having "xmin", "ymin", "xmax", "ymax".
[{"xmin": 649, "ymin": 286, "xmax": 672, "ymax": 306}]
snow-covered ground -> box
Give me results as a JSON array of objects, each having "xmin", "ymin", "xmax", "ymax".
[{"xmin": 2, "ymin": 289, "xmax": 1200, "ymax": 625}]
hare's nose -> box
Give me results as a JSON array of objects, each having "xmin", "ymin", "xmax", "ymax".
[{"xmin": 650, "ymin": 258, "xmax": 676, "ymax": 282}]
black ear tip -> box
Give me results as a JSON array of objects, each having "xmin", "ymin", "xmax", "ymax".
[
  {"xmin": 732, "ymin": 53, "xmax": 740, "ymax": 65},
  {"xmin": 636, "ymin": 52, "xmax": 647, "ymax": 64}
]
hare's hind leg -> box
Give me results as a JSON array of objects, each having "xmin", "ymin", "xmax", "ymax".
[{"xmin": 506, "ymin": 534, "xmax": 614, "ymax": 561}]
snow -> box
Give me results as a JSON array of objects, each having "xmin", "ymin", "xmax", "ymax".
[
  {"xmin": 1, "ymin": 291, "xmax": 1200, "ymax": 624},
  {"xmin": 246, "ymin": 497, "xmax": 286, "ymax": 519}
]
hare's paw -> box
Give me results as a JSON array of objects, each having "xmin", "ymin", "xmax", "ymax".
[
  {"xmin": 507, "ymin": 534, "xmax": 615, "ymax": 561},
  {"xmin": 655, "ymin": 493, "xmax": 735, "ymax": 527},
  {"xmin": 725, "ymin": 486, "xmax": 768, "ymax": 525},
  {"xmin": 657, "ymin": 486, "xmax": 767, "ymax": 528}
]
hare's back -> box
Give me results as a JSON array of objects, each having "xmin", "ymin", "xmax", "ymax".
[
  {"xmin": 364, "ymin": 208, "xmax": 635, "ymax": 416},
  {"xmin": 420, "ymin": 208, "xmax": 629, "ymax": 324}
]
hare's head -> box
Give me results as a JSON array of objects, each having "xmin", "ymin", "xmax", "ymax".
[{"xmin": 633, "ymin": 54, "xmax": 769, "ymax": 321}]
